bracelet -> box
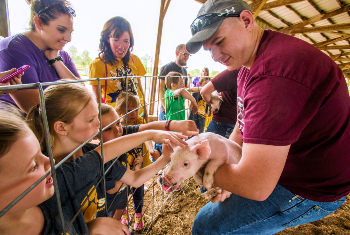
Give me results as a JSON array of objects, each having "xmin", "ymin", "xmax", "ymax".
[
  {"xmin": 48, "ymin": 56, "xmax": 63, "ymax": 65},
  {"xmin": 165, "ymin": 120, "xmax": 172, "ymax": 131}
]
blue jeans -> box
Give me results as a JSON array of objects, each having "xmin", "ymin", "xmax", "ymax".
[
  {"xmin": 153, "ymin": 111, "xmax": 166, "ymax": 159},
  {"xmin": 206, "ymin": 120, "xmax": 235, "ymax": 139},
  {"xmin": 132, "ymin": 185, "xmax": 144, "ymax": 213},
  {"xmin": 192, "ymin": 184, "xmax": 346, "ymax": 235},
  {"xmin": 188, "ymin": 111, "xmax": 206, "ymax": 133}
]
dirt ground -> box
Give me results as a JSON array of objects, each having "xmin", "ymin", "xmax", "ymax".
[{"xmin": 124, "ymin": 175, "xmax": 350, "ymax": 234}]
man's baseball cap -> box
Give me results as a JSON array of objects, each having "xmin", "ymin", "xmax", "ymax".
[{"xmin": 186, "ymin": 0, "xmax": 252, "ymax": 54}]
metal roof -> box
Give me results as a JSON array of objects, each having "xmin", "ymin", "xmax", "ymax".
[{"xmin": 195, "ymin": 0, "xmax": 350, "ymax": 76}]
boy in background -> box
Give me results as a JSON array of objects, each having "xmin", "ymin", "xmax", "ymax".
[
  {"xmin": 188, "ymin": 76, "xmax": 210, "ymax": 133},
  {"xmin": 164, "ymin": 71, "xmax": 198, "ymax": 121}
]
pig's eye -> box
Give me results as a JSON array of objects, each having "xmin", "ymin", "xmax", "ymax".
[{"xmin": 184, "ymin": 162, "xmax": 189, "ymax": 166}]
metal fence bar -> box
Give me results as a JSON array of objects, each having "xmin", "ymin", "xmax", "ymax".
[
  {"xmin": 0, "ymin": 74, "xmax": 195, "ymax": 232},
  {"xmin": 97, "ymin": 78, "xmax": 108, "ymax": 217},
  {"xmin": 38, "ymin": 82, "xmax": 66, "ymax": 231}
]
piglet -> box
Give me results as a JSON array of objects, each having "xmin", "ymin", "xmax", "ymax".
[
  {"xmin": 160, "ymin": 132, "xmax": 241, "ymax": 199},
  {"xmin": 208, "ymin": 91, "xmax": 223, "ymax": 116}
]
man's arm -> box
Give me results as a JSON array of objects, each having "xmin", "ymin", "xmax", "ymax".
[
  {"xmin": 214, "ymin": 143, "xmax": 290, "ymax": 201},
  {"xmin": 200, "ymin": 81, "xmax": 216, "ymax": 105},
  {"xmin": 229, "ymin": 121, "xmax": 242, "ymax": 146}
]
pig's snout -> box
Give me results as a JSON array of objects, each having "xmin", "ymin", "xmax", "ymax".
[{"xmin": 160, "ymin": 175, "xmax": 173, "ymax": 187}]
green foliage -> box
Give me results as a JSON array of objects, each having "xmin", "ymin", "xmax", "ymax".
[
  {"xmin": 188, "ymin": 69, "xmax": 200, "ymax": 77},
  {"xmin": 140, "ymin": 54, "xmax": 152, "ymax": 74},
  {"xmin": 81, "ymin": 50, "xmax": 92, "ymax": 66},
  {"xmin": 210, "ymin": 70, "xmax": 220, "ymax": 77},
  {"xmin": 68, "ymin": 46, "xmax": 93, "ymax": 75}
]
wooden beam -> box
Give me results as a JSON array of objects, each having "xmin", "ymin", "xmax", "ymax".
[
  {"xmin": 280, "ymin": 4, "xmax": 350, "ymax": 32},
  {"xmin": 253, "ymin": 0, "xmax": 268, "ymax": 18},
  {"xmin": 289, "ymin": 23, "xmax": 350, "ymax": 33},
  {"xmin": 260, "ymin": 0, "xmax": 304, "ymax": 11},
  {"xmin": 250, "ymin": 0, "xmax": 265, "ymax": 12},
  {"xmin": 0, "ymin": 0, "xmax": 9, "ymax": 37},
  {"xmin": 164, "ymin": 0, "xmax": 171, "ymax": 15},
  {"xmin": 318, "ymin": 44, "xmax": 350, "ymax": 50},
  {"xmin": 330, "ymin": 52, "xmax": 350, "ymax": 60},
  {"xmin": 194, "ymin": 0, "xmax": 206, "ymax": 4},
  {"xmin": 313, "ymin": 35, "xmax": 350, "ymax": 47},
  {"xmin": 325, "ymin": 31, "xmax": 350, "ymax": 37},
  {"xmin": 335, "ymin": 58, "xmax": 350, "ymax": 61},
  {"xmin": 149, "ymin": 0, "xmax": 168, "ymax": 115},
  {"xmin": 338, "ymin": 62, "xmax": 350, "ymax": 67},
  {"xmin": 256, "ymin": 16, "xmax": 278, "ymax": 30}
]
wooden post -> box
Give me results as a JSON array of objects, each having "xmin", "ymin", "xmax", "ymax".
[
  {"xmin": 149, "ymin": 0, "xmax": 171, "ymax": 115},
  {"xmin": 0, "ymin": 0, "xmax": 10, "ymax": 37},
  {"xmin": 253, "ymin": 0, "xmax": 268, "ymax": 19}
]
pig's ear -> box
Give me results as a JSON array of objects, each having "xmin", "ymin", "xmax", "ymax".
[{"xmin": 190, "ymin": 140, "xmax": 211, "ymax": 160}]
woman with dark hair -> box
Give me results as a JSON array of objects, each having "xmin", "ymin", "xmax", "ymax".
[
  {"xmin": 0, "ymin": 0, "xmax": 80, "ymax": 114},
  {"xmin": 89, "ymin": 16, "xmax": 148, "ymax": 120}
]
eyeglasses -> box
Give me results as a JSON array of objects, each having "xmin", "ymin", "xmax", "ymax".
[
  {"xmin": 37, "ymin": 3, "xmax": 76, "ymax": 17},
  {"xmin": 190, "ymin": 13, "xmax": 240, "ymax": 36},
  {"xmin": 177, "ymin": 51, "xmax": 191, "ymax": 57}
]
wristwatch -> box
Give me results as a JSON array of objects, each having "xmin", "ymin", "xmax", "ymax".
[{"xmin": 48, "ymin": 56, "xmax": 63, "ymax": 65}]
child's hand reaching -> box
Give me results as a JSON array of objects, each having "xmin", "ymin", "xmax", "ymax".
[
  {"xmin": 190, "ymin": 101, "xmax": 198, "ymax": 114},
  {"xmin": 133, "ymin": 155, "xmax": 144, "ymax": 170},
  {"xmin": 150, "ymin": 130, "xmax": 188, "ymax": 148},
  {"xmin": 150, "ymin": 149, "xmax": 160, "ymax": 161},
  {"xmin": 171, "ymin": 120, "xmax": 199, "ymax": 137},
  {"xmin": 162, "ymin": 143, "xmax": 174, "ymax": 162}
]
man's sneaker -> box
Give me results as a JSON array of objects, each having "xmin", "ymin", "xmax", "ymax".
[
  {"xmin": 121, "ymin": 209, "xmax": 131, "ymax": 225},
  {"xmin": 134, "ymin": 213, "xmax": 144, "ymax": 230}
]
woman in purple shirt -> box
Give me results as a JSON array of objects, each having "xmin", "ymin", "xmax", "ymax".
[{"xmin": 0, "ymin": 0, "xmax": 80, "ymax": 113}]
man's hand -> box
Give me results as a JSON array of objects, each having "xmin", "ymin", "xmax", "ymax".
[
  {"xmin": 210, "ymin": 189, "xmax": 232, "ymax": 204},
  {"xmin": 190, "ymin": 102, "xmax": 198, "ymax": 114}
]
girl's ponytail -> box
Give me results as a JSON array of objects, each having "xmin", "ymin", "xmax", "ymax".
[{"xmin": 26, "ymin": 104, "xmax": 47, "ymax": 151}]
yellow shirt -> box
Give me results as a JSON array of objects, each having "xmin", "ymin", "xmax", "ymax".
[
  {"xmin": 89, "ymin": 54, "xmax": 146, "ymax": 109},
  {"xmin": 124, "ymin": 116, "xmax": 152, "ymax": 169}
]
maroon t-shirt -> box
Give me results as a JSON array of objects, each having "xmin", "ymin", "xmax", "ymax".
[
  {"xmin": 237, "ymin": 29, "xmax": 350, "ymax": 202},
  {"xmin": 211, "ymin": 69, "xmax": 238, "ymax": 125}
]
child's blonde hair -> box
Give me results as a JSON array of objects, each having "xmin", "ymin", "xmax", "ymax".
[
  {"xmin": 165, "ymin": 71, "xmax": 182, "ymax": 89},
  {"xmin": 26, "ymin": 82, "xmax": 94, "ymax": 151},
  {"xmin": 0, "ymin": 109, "xmax": 28, "ymax": 160},
  {"xmin": 100, "ymin": 103, "xmax": 115, "ymax": 116},
  {"xmin": 115, "ymin": 91, "xmax": 140, "ymax": 114},
  {"xmin": 199, "ymin": 76, "xmax": 210, "ymax": 85}
]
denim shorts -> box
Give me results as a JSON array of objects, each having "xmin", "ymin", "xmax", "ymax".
[
  {"xmin": 206, "ymin": 120, "xmax": 235, "ymax": 139},
  {"xmin": 192, "ymin": 184, "xmax": 346, "ymax": 235}
]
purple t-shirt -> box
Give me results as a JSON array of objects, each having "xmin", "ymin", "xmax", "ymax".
[
  {"xmin": 0, "ymin": 34, "xmax": 79, "ymax": 107},
  {"xmin": 193, "ymin": 77, "xmax": 200, "ymax": 87},
  {"xmin": 237, "ymin": 29, "xmax": 350, "ymax": 202},
  {"xmin": 210, "ymin": 69, "xmax": 238, "ymax": 125}
]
